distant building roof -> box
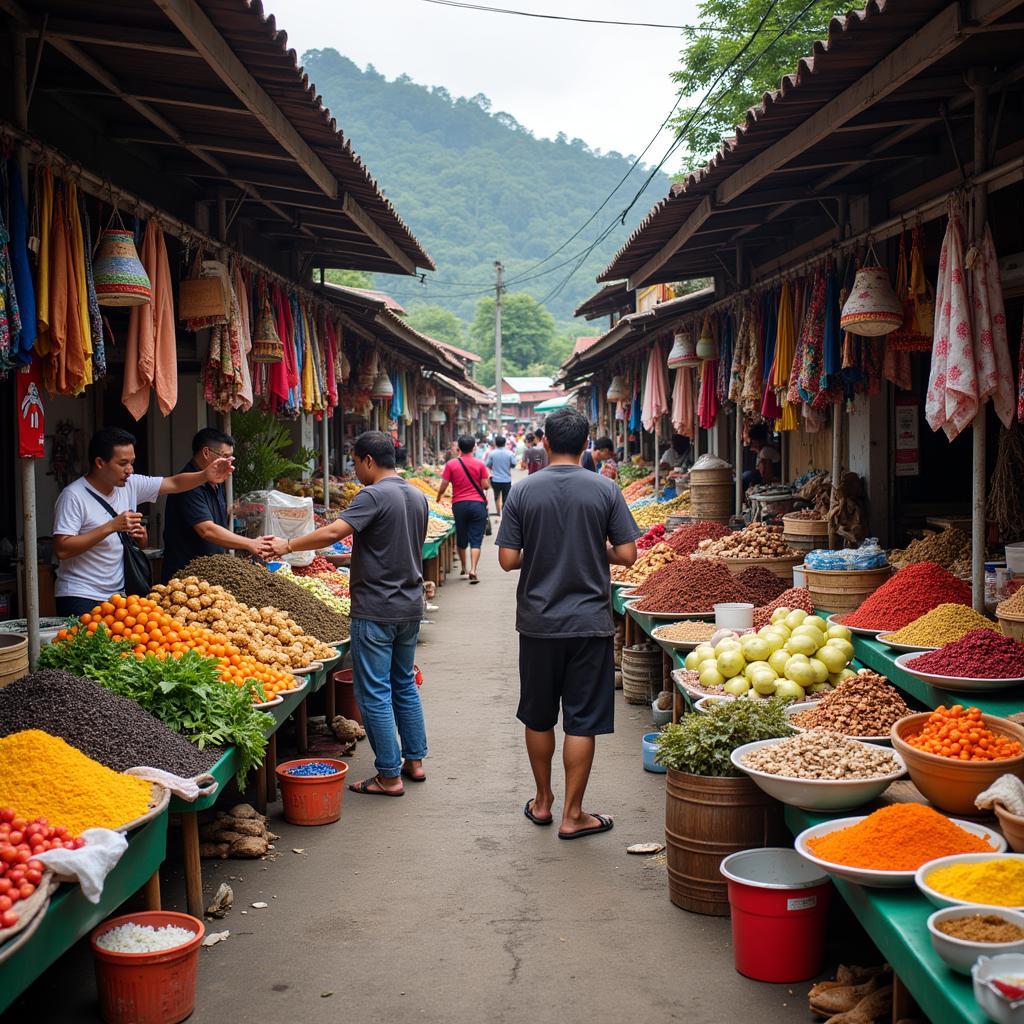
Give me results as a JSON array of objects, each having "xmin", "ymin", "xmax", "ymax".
[
  {"xmin": 503, "ymin": 376, "xmax": 556, "ymax": 393},
  {"xmin": 572, "ymin": 336, "xmax": 600, "ymax": 356},
  {"xmin": 332, "ymin": 285, "xmax": 406, "ymax": 312},
  {"xmin": 436, "ymin": 340, "xmax": 482, "ymax": 362}
]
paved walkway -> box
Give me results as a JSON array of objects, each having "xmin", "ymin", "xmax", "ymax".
[{"xmin": 9, "ymin": 518, "xmax": 809, "ymax": 1024}]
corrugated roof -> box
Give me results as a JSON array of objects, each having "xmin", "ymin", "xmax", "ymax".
[
  {"xmin": 572, "ymin": 336, "xmax": 600, "ymax": 355},
  {"xmin": 436, "ymin": 340, "xmax": 482, "ymax": 363},
  {"xmin": 573, "ymin": 282, "xmax": 634, "ymax": 320},
  {"xmin": 502, "ymin": 376, "xmax": 558, "ymax": 394}
]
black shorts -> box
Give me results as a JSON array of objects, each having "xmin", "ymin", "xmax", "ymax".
[
  {"xmin": 453, "ymin": 500, "xmax": 488, "ymax": 549},
  {"xmin": 517, "ymin": 635, "xmax": 615, "ymax": 736},
  {"xmin": 492, "ymin": 481, "xmax": 511, "ymax": 504}
]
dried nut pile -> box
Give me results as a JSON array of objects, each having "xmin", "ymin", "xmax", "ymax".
[
  {"xmin": 182, "ymin": 555, "xmax": 349, "ymax": 641},
  {"xmin": 693, "ymin": 522, "xmax": 799, "ymax": 560},
  {"xmin": 153, "ymin": 578, "xmax": 334, "ymax": 669},
  {"xmin": 610, "ymin": 542, "xmax": 676, "ymax": 584},
  {"xmin": 784, "ymin": 509, "xmax": 827, "ymax": 522},
  {"xmin": 653, "ymin": 620, "xmax": 717, "ymax": 643},
  {"xmin": 790, "ymin": 671, "xmax": 910, "ymax": 737},
  {"xmin": 632, "ymin": 559, "xmax": 751, "ymax": 613},
  {"xmin": 998, "ymin": 587, "xmax": 1024, "ymax": 618},
  {"xmin": 740, "ymin": 728, "xmax": 902, "ymax": 780},
  {"xmin": 735, "ymin": 565, "xmax": 790, "ymax": 605},
  {"xmin": 631, "ymin": 492, "xmax": 692, "ymax": 529},
  {"xmin": 884, "ymin": 603, "xmax": 1001, "ymax": 648},
  {"xmin": 888, "ymin": 527, "xmax": 971, "ymax": 573}
]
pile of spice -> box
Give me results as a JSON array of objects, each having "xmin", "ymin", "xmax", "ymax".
[
  {"xmin": 0, "ymin": 670, "xmax": 222, "ymax": 776},
  {"xmin": 610, "ymin": 543, "xmax": 676, "ymax": 585},
  {"xmin": 804, "ymin": 803, "xmax": 995, "ymax": 870},
  {"xmin": 0, "ymin": 730, "xmax": 153, "ymax": 834},
  {"xmin": 790, "ymin": 671, "xmax": 910, "ymax": 737},
  {"xmin": 735, "ymin": 565, "xmax": 790, "ymax": 605},
  {"xmin": 753, "ymin": 588, "xmax": 815, "ymax": 629},
  {"xmin": 907, "ymin": 631, "xmax": 1024, "ymax": 680},
  {"xmin": 883, "ymin": 604, "xmax": 1001, "ymax": 648},
  {"xmin": 652, "ymin": 621, "xmax": 717, "ymax": 644},
  {"xmin": 665, "ymin": 520, "xmax": 731, "ymax": 556},
  {"xmin": 632, "ymin": 560, "xmax": 752, "ymax": 614},
  {"xmin": 740, "ymin": 729, "xmax": 901, "ymax": 780},
  {"xmin": 924, "ymin": 858, "xmax": 1024, "ymax": 906},
  {"xmin": 183, "ymin": 555, "xmax": 349, "ymax": 641},
  {"xmin": 693, "ymin": 522, "xmax": 799, "ymax": 561},
  {"xmin": 903, "ymin": 705, "xmax": 1023, "ymax": 760},
  {"xmin": 843, "ymin": 562, "xmax": 972, "ymax": 631},
  {"xmin": 935, "ymin": 914, "xmax": 1024, "ymax": 943},
  {"xmin": 96, "ymin": 921, "xmax": 197, "ymax": 953},
  {"xmin": 889, "ymin": 527, "xmax": 971, "ymax": 573}
]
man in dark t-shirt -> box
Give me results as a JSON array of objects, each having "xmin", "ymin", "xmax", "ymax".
[
  {"xmin": 497, "ymin": 408, "xmax": 641, "ymax": 840},
  {"xmin": 261, "ymin": 431, "xmax": 429, "ymax": 797}
]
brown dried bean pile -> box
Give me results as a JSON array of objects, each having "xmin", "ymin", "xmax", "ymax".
[
  {"xmin": 753, "ymin": 587, "xmax": 815, "ymax": 629},
  {"xmin": 741, "ymin": 728, "xmax": 901, "ymax": 780},
  {"xmin": 790, "ymin": 671, "xmax": 911, "ymax": 737},
  {"xmin": 665, "ymin": 520, "xmax": 732, "ymax": 556},
  {"xmin": 633, "ymin": 559, "xmax": 752, "ymax": 613},
  {"xmin": 735, "ymin": 566, "xmax": 790, "ymax": 606},
  {"xmin": 183, "ymin": 555, "xmax": 349, "ymax": 642}
]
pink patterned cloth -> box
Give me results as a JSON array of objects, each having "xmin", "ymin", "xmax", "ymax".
[
  {"xmin": 671, "ymin": 365, "xmax": 696, "ymax": 438},
  {"xmin": 926, "ymin": 208, "xmax": 977, "ymax": 440},
  {"xmin": 972, "ymin": 224, "xmax": 1015, "ymax": 427},
  {"xmin": 641, "ymin": 341, "xmax": 669, "ymax": 431}
]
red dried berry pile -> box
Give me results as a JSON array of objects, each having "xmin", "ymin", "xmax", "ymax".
[
  {"xmin": 632, "ymin": 560, "xmax": 752, "ymax": 613},
  {"xmin": 843, "ymin": 562, "xmax": 971, "ymax": 631},
  {"xmin": 907, "ymin": 629, "xmax": 1024, "ymax": 679},
  {"xmin": 637, "ymin": 524, "xmax": 667, "ymax": 551},
  {"xmin": 753, "ymin": 588, "xmax": 815, "ymax": 629},
  {"xmin": 665, "ymin": 520, "xmax": 731, "ymax": 556},
  {"xmin": 735, "ymin": 566, "xmax": 790, "ymax": 606}
]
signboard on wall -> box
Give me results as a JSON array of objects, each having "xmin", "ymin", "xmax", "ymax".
[{"xmin": 894, "ymin": 396, "xmax": 919, "ymax": 477}]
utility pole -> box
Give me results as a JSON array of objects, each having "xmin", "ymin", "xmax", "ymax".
[{"xmin": 494, "ymin": 260, "xmax": 504, "ymax": 434}]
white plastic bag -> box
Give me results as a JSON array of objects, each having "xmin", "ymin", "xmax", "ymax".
[
  {"xmin": 36, "ymin": 829, "xmax": 128, "ymax": 903},
  {"xmin": 264, "ymin": 490, "xmax": 314, "ymax": 566}
]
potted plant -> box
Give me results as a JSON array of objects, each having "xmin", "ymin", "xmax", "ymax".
[{"xmin": 655, "ymin": 699, "xmax": 792, "ymax": 916}]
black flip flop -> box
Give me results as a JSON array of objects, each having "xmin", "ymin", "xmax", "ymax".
[
  {"xmin": 349, "ymin": 777, "xmax": 404, "ymax": 797},
  {"xmin": 558, "ymin": 814, "xmax": 613, "ymax": 840},
  {"xmin": 524, "ymin": 799, "xmax": 553, "ymax": 826},
  {"xmin": 469, "ymin": 574, "xmax": 480, "ymax": 584}
]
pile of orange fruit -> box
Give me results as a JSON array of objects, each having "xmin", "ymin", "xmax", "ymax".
[
  {"xmin": 905, "ymin": 704, "xmax": 1023, "ymax": 761},
  {"xmin": 59, "ymin": 595, "xmax": 298, "ymax": 703}
]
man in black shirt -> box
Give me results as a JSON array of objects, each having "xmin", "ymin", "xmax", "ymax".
[{"xmin": 161, "ymin": 428, "xmax": 259, "ymax": 582}]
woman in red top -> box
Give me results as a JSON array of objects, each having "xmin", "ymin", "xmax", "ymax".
[{"xmin": 437, "ymin": 436, "xmax": 490, "ymax": 583}]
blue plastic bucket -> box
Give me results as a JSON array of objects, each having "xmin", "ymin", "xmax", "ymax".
[{"xmin": 642, "ymin": 732, "xmax": 665, "ymax": 773}]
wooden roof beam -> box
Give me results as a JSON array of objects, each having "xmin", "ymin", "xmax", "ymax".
[
  {"xmin": 626, "ymin": 0, "xmax": 1021, "ymax": 289},
  {"xmin": 18, "ymin": 17, "xmax": 200, "ymax": 57},
  {"xmin": 39, "ymin": 82, "xmax": 255, "ymax": 116},
  {"xmin": 152, "ymin": 0, "xmax": 338, "ymax": 200},
  {"xmin": 109, "ymin": 130, "xmax": 297, "ymax": 162}
]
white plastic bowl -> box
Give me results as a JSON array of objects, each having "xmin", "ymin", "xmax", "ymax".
[
  {"xmin": 694, "ymin": 695, "xmax": 734, "ymax": 713},
  {"xmin": 974, "ymin": 953, "xmax": 1024, "ymax": 1024},
  {"xmin": 917, "ymin": 853, "xmax": 1024, "ymax": 911},
  {"xmin": 731, "ymin": 737, "xmax": 905, "ymax": 812},
  {"xmin": 785, "ymin": 701, "xmax": 891, "ymax": 745},
  {"xmin": 928, "ymin": 906, "xmax": 1024, "ymax": 975},
  {"xmin": 794, "ymin": 817, "xmax": 1005, "ymax": 888}
]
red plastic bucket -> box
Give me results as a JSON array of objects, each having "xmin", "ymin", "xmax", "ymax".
[
  {"xmin": 331, "ymin": 668, "xmax": 363, "ymax": 725},
  {"xmin": 275, "ymin": 757, "xmax": 348, "ymax": 825},
  {"xmin": 90, "ymin": 911, "xmax": 204, "ymax": 1024},
  {"xmin": 720, "ymin": 848, "xmax": 831, "ymax": 982}
]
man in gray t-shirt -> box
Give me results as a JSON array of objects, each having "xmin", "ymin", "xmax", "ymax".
[
  {"xmin": 497, "ymin": 407, "xmax": 640, "ymax": 841},
  {"xmin": 262, "ymin": 431, "xmax": 428, "ymax": 798}
]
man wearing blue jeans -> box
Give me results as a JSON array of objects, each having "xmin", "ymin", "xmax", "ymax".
[{"xmin": 261, "ymin": 431, "xmax": 428, "ymax": 796}]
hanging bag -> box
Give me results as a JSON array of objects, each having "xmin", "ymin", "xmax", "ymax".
[
  {"xmin": 178, "ymin": 246, "xmax": 230, "ymax": 322},
  {"xmin": 83, "ymin": 489, "xmax": 152, "ymax": 597}
]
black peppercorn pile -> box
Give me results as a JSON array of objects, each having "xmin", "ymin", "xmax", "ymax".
[
  {"xmin": 0, "ymin": 670, "xmax": 223, "ymax": 776},
  {"xmin": 183, "ymin": 555, "xmax": 349, "ymax": 642}
]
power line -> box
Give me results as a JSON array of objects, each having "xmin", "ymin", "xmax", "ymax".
[{"xmin": 415, "ymin": 0, "xmax": 722, "ymax": 32}]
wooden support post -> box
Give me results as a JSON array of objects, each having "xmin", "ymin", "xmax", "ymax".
[
  {"xmin": 253, "ymin": 759, "xmax": 267, "ymax": 815},
  {"xmin": 181, "ymin": 813, "xmax": 203, "ymax": 919},
  {"xmin": 325, "ymin": 672, "xmax": 337, "ymax": 724},
  {"xmin": 296, "ymin": 697, "xmax": 309, "ymax": 755},
  {"xmin": 266, "ymin": 731, "xmax": 278, "ymax": 803},
  {"xmin": 143, "ymin": 870, "xmax": 162, "ymax": 912}
]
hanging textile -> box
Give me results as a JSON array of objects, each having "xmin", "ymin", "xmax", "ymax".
[
  {"xmin": 772, "ymin": 280, "xmax": 798, "ymax": 431},
  {"xmin": 971, "ymin": 222, "xmax": 1015, "ymax": 428},
  {"xmin": 233, "ymin": 265, "xmax": 253, "ymax": 411},
  {"xmin": 629, "ymin": 373, "xmax": 642, "ymax": 432},
  {"xmin": 926, "ymin": 200, "xmax": 976, "ymax": 440},
  {"xmin": 698, "ymin": 358, "xmax": 718, "ymax": 429},
  {"xmin": 78, "ymin": 193, "xmax": 104, "ymax": 379},
  {"xmin": 389, "ymin": 371, "xmax": 403, "ymax": 422},
  {"xmin": 123, "ymin": 220, "xmax": 177, "ymax": 419},
  {"xmin": 268, "ymin": 285, "xmax": 290, "ymax": 410},
  {"xmin": 34, "ymin": 167, "xmax": 52, "ymax": 355},
  {"xmin": 42, "ymin": 184, "xmax": 87, "ymax": 396},
  {"xmin": 728, "ymin": 305, "xmax": 747, "ymax": 405},
  {"xmin": 671, "ymin": 366, "xmax": 696, "ymax": 439},
  {"xmin": 1017, "ymin": 320, "xmax": 1024, "ymax": 422},
  {"xmin": 7, "ymin": 159, "xmax": 35, "ymax": 363},
  {"xmin": 203, "ymin": 274, "xmax": 245, "ymax": 413},
  {"xmin": 760, "ymin": 289, "xmax": 782, "ymax": 421},
  {"xmin": 66, "ymin": 183, "xmax": 92, "ymax": 389},
  {"xmin": 890, "ymin": 228, "xmax": 933, "ymax": 353},
  {"xmin": 0, "ymin": 183, "xmax": 21, "ymax": 374},
  {"xmin": 715, "ymin": 311, "xmax": 732, "ymax": 407},
  {"xmin": 641, "ymin": 341, "xmax": 669, "ymax": 431}
]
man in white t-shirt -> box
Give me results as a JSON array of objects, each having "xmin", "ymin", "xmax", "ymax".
[{"xmin": 53, "ymin": 427, "xmax": 234, "ymax": 616}]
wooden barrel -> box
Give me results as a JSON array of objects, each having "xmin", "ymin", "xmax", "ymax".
[
  {"xmin": 782, "ymin": 516, "xmax": 830, "ymax": 553},
  {"xmin": 621, "ymin": 643, "xmax": 662, "ymax": 705},
  {"xmin": 720, "ymin": 555, "xmax": 802, "ymax": 582},
  {"xmin": 998, "ymin": 611, "xmax": 1024, "ymax": 644},
  {"xmin": 0, "ymin": 634, "xmax": 29, "ymax": 689},
  {"xmin": 665, "ymin": 768, "xmax": 788, "ymax": 916},
  {"xmin": 688, "ymin": 467, "xmax": 733, "ymax": 523},
  {"xmin": 802, "ymin": 565, "xmax": 894, "ymax": 613}
]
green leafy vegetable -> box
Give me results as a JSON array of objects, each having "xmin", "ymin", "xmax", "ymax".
[
  {"xmin": 655, "ymin": 698, "xmax": 792, "ymax": 777},
  {"xmin": 41, "ymin": 627, "xmax": 271, "ymax": 787}
]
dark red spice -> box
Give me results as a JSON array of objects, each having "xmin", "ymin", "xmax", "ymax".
[
  {"xmin": 753, "ymin": 588, "xmax": 815, "ymax": 629},
  {"xmin": 632, "ymin": 559, "xmax": 752, "ymax": 613},
  {"xmin": 637, "ymin": 524, "xmax": 667, "ymax": 551},
  {"xmin": 843, "ymin": 562, "xmax": 972, "ymax": 631},
  {"xmin": 665, "ymin": 520, "xmax": 732, "ymax": 556},
  {"xmin": 908, "ymin": 629, "xmax": 1024, "ymax": 679},
  {"xmin": 735, "ymin": 566, "xmax": 790, "ymax": 606}
]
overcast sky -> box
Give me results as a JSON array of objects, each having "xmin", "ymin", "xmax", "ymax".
[{"xmin": 268, "ymin": 0, "xmax": 701, "ymax": 163}]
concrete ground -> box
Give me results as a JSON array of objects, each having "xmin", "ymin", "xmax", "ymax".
[{"xmin": 7, "ymin": 520, "xmax": 818, "ymax": 1024}]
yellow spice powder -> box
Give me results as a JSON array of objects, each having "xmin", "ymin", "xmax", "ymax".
[
  {"xmin": 887, "ymin": 603, "xmax": 1002, "ymax": 647},
  {"xmin": 926, "ymin": 858, "xmax": 1024, "ymax": 906},
  {"xmin": 0, "ymin": 730, "xmax": 153, "ymax": 834}
]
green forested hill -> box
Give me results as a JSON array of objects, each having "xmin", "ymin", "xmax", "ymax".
[{"xmin": 304, "ymin": 49, "xmax": 670, "ymax": 331}]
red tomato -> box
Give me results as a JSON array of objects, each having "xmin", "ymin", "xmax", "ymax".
[
  {"xmin": 1, "ymin": 910, "xmax": 18, "ymax": 928},
  {"xmin": 8, "ymin": 832, "xmax": 22, "ymax": 845},
  {"xmin": 0, "ymin": 847, "xmax": 16, "ymax": 864},
  {"xmin": 11, "ymin": 818, "xmax": 26, "ymax": 831},
  {"xmin": 7, "ymin": 870, "xmax": 23, "ymax": 886},
  {"xmin": 0, "ymin": 879, "xmax": 10, "ymax": 894},
  {"xmin": 0, "ymin": 809, "xmax": 13, "ymax": 823},
  {"xmin": 72, "ymin": 837, "xmax": 86, "ymax": 849},
  {"xmin": 14, "ymin": 850, "xmax": 29, "ymax": 864},
  {"xmin": 25, "ymin": 869, "xmax": 41, "ymax": 886},
  {"xmin": 18, "ymin": 884, "xmax": 33, "ymax": 900},
  {"xmin": 0, "ymin": 896, "xmax": 11, "ymax": 912}
]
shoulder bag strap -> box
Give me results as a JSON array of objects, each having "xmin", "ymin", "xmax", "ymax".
[
  {"xmin": 84, "ymin": 488, "xmax": 131, "ymax": 550},
  {"xmin": 456, "ymin": 458, "xmax": 487, "ymax": 501}
]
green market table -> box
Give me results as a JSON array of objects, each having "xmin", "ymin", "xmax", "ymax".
[
  {"xmin": 422, "ymin": 526, "xmax": 455, "ymax": 587},
  {"xmin": 0, "ymin": 810, "xmax": 168, "ymax": 1015}
]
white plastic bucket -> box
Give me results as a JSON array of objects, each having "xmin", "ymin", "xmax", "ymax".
[
  {"xmin": 792, "ymin": 564, "xmax": 807, "ymax": 588},
  {"xmin": 715, "ymin": 603, "xmax": 754, "ymax": 630},
  {"xmin": 1006, "ymin": 543, "xmax": 1024, "ymax": 574}
]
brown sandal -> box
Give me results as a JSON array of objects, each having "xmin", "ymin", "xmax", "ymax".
[{"xmin": 349, "ymin": 776, "xmax": 404, "ymax": 797}]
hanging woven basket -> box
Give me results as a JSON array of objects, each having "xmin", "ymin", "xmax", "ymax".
[
  {"xmin": 696, "ymin": 315, "xmax": 718, "ymax": 361},
  {"xmin": 251, "ymin": 296, "xmax": 284, "ymax": 364},
  {"xmin": 430, "ymin": 409, "xmax": 447, "ymax": 424},
  {"xmin": 606, "ymin": 374, "xmax": 629, "ymax": 402},
  {"xmin": 93, "ymin": 226, "xmax": 152, "ymax": 307},
  {"xmin": 370, "ymin": 370, "xmax": 394, "ymax": 400},
  {"xmin": 840, "ymin": 263, "xmax": 902, "ymax": 337},
  {"xmin": 668, "ymin": 329, "xmax": 699, "ymax": 368}
]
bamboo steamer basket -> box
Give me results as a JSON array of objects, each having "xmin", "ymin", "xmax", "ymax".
[
  {"xmin": 997, "ymin": 611, "xmax": 1024, "ymax": 644},
  {"xmin": 688, "ymin": 467, "xmax": 733, "ymax": 524},
  {"xmin": 720, "ymin": 555, "xmax": 801, "ymax": 582},
  {"xmin": 0, "ymin": 634, "xmax": 28, "ymax": 689},
  {"xmin": 782, "ymin": 515, "xmax": 830, "ymax": 554},
  {"xmin": 803, "ymin": 565, "xmax": 894, "ymax": 614}
]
